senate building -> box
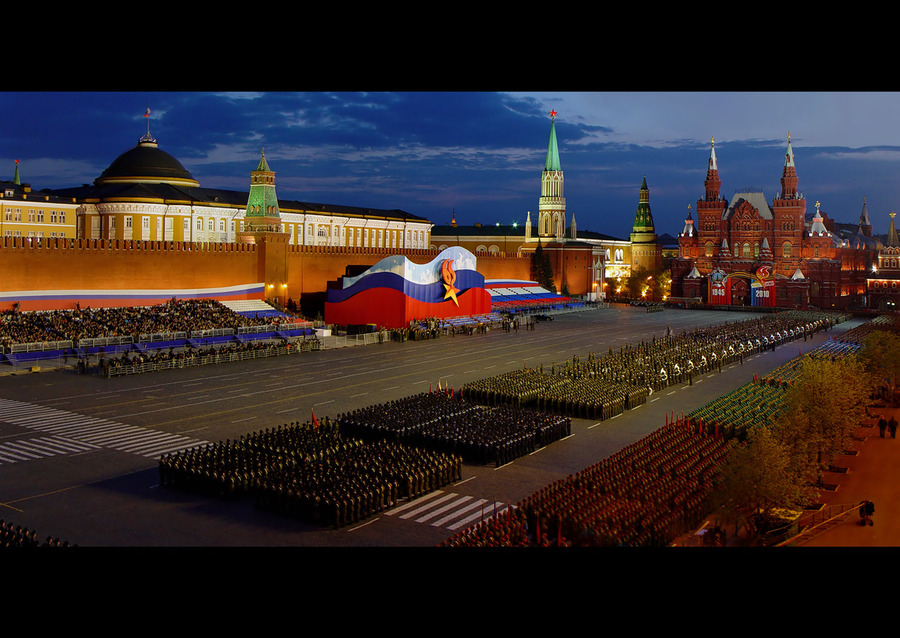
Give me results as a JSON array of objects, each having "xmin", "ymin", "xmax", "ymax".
[{"xmin": 49, "ymin": 124, "xmax": 433, "ymax": 251}]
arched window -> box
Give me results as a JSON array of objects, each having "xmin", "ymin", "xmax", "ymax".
[
  {"xmin": 783, "ymin": 242, "xmax": 792, "ymax": 258},
  {"xmin": 742, "ymin": 242, "xmax": 751, "ymax": 259},
  {"xmin": 705, "ymin": 241, "xmax": 714, "ymax": 257}
]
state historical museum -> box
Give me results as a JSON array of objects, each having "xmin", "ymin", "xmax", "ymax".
[{"xmin": 671, "ymin": 134, "xmax": 877, "ymax": 310}]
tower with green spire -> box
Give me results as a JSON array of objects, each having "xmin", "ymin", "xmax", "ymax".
[
  {"xmin": 630, "ymin": 175, "xmax": 661, "ymax": 272},
  {"xmin": 537, "ymin": 110, "xmax": 565, "ymax": 240},
  {"xmin": 237, "ymin": 148, "xmax": 289, "ymax": 306},
  {"xmin": 243, "ymin": 148, "xmax": 281, "ymax": 231}
]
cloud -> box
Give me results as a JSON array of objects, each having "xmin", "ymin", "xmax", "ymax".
[{"xmin": 814, "ymin": 147, "xmax": 900, "ymax": 162}]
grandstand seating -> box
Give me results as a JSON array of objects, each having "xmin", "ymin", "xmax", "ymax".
[
  {"xmin": 220, "ymin": 299, "xmax": 292, "ymax": 320},
  {"xmin": 484, "ymin": 281, "xmax": 577, "ymax": 312}
]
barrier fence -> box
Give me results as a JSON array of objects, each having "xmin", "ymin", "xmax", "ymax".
[{"xmin": 102, "ymin": 341, "xmax": 320, "ymax": 377}]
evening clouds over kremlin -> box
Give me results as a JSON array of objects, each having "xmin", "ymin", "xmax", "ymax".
[{"xmin": 3, "ymin": 91, "xmax": 900, "ymax": 240}]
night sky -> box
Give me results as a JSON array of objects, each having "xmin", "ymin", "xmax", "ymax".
[{"xmin": 2, "ymin": 91, "xmax": 899, "ymax": 240}]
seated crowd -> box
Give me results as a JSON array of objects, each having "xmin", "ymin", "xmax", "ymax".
[{"xmin": 0, "ymin": 298, "xmax": 287, "ymax": 350}]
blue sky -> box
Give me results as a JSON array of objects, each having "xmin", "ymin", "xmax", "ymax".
[{"xmin": 2, "ymin": 91, "xmax": 899, "ymax": 240}]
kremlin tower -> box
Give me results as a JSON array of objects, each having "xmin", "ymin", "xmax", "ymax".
[
  {"xmin": 537, "ymin": 110, "xmax": 566, "ymax": 240},
  {"xmin": 629, "ymin": 175, "xmax": 661, "ymax": 272}
]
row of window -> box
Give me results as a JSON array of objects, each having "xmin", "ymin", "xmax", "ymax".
[
  {"xmin": 695, "ymin": 241, "xmax": 797, "ymax": 259},
  {"xmin": 4, "ymin": 230, "xmax": 66, "ymax": 237},
  {"xmin": 94, "ymin": 214, "xmax": 428, "ymax": 248},
  {"xmin": 3, "ymin": 209, "xmax": 68, "ymax": 223},
  {"xmin": 700, "ymin": 221, "xmax": 797, "ymax": 231}
]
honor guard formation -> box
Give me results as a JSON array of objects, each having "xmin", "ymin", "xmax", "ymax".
[
  {"xmin": 5, "ymin": 304, "xmax": 892, "ymax": 548},
  {"xmin": 146, "ymin": 308, "xmax": 844, "ymax": 547},
  {"xmin": 1, "ymin": 519, "xmax": 72, "ymax": 549},
  {"xmin": 444, "ymin": 313, "xmax": 894, "ymax": 547}
]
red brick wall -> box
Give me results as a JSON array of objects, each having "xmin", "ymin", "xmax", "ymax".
[{"xmin": 1, "ymin": 237, "xmax": 536, "ymax": 312}]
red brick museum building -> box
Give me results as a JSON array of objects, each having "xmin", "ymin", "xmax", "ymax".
[{"xmin": 671, "ymin": 134, "xmax": 879, "ymax": 310}]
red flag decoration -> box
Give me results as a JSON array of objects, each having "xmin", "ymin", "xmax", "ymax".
[
  {"xmin": 144, "ymin": 106, "xmax": 151, "ymax": 118},
  {"xmin": 311, "ymin": 409, "xmax": 320, "ymax": 428}
]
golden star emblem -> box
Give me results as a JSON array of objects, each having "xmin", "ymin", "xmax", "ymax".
[
  {"xmin": 441, "ymin": 259, "xmax": 460, "ymax": 306},
  {"xmin": 443, "ymin": 281, "xmax": 459, "ymax": 306}
]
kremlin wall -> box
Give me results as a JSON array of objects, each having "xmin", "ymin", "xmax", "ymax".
[{"xmin": 0, "ymin": 235, "xmax": 532, "ymax": 314}]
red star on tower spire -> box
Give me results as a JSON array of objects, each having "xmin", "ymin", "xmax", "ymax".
[{"xmin": 549, "ymin": 109, "xmax": 557, "ymax": 119}]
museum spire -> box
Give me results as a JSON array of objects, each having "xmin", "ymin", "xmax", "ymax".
[
  {"xmin": 888, "ymin": 213, "xmax": 899, "ymax": 248},
  {"xmin": 780, "ymin": 131, "xmax": 799, "ymax": 199},
  {"xmin": 704, "ymin": 137, "xmax": 721, "ymax": 201}
]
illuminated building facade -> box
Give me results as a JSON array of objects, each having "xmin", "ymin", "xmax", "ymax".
[
  {"xmin": 672, "ymin": 134, "xmax": 877, "ymax": 309},
  {"xmin": 867, "ymin": 212, "xmax": 900, "ymax": 311},
  {"xmin": 1, "ymin": 161, "xmax": 78, "ymax": 240},
  {"xmin": 50, "ymin": 126, "xmax": 432, "ymax": 250}
]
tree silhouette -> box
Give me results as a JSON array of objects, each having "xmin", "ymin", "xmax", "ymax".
[
  {"xmin": 859, "ymin": 330, "xmax": 900, "ymax": 406},
  {"xmin": 531, "ymin": 240, "xmax": 555, "ymax": 292}
]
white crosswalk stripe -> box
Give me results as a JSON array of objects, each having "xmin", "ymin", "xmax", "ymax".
[
  {"xmin": 0, "ymin": 436, "xmax": 100, "ymax": 464},
  {"xmin": 384, "ymin": 489, "xmax": 511, "ymax": 531},
  {"xmin": 0, "ymin": 398, "xmax": 204, "ymax": 462}
]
